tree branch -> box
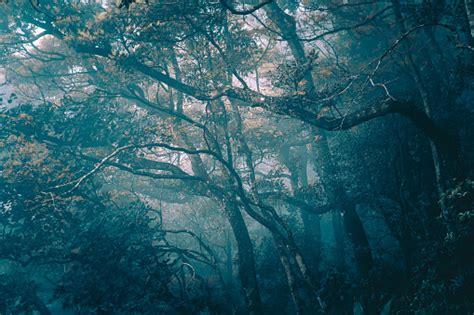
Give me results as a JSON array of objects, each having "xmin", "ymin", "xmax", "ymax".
[{"xmin": 220, "ymin": 0, "xmax": 274, "ymax": 15}]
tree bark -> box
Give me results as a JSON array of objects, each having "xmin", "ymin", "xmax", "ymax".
[
  {"xmin": 224, "ymin": 202, "xmax": 264, "ymax": 315},
  {"xmin": 331, "ymin": 210, "xmax": 347, "ymax": 272}
]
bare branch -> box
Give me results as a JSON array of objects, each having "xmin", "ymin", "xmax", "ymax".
[{"xmin": 220, "ymin": 0, "xmax": 274, "ymax": 15}]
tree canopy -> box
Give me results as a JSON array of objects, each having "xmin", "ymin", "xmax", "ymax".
[{"xmin": 1, "ymin": 0, "xmax": 473, "ymax": 314}]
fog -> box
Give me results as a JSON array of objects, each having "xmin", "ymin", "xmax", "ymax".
[{"xmin": 1, "ymin": 0, "xmax": 473, "ymax": 314}]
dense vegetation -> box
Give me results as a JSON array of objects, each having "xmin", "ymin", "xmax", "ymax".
[{"xmin": 1, "ymin": 0, "xmax": 473, "ymax": 314}]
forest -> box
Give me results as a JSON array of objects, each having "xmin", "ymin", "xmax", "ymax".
[{"xmin": 0, "ymin": 0, "xmax": 473, "ymax": 314}]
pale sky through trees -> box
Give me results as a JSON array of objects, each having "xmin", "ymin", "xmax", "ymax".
[{"xmin": 0, "ymin": 1, "xmax": 473, "ymax": 314}]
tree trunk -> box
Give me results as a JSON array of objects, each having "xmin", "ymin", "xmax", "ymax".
[
  {"xmin": 314, "ymin": 132, "xmax": 373, "ymax": 277},
  {"xmin": 331, "ymin": 210, "xmax": 347, "ymax": 271},
  {"xmin": 265, "ymin": 1, "xmax": 373, "ymax": 277},
  {"xmin": 170, "ymin": 50, "xmax": 264, "ymax": 314},
  {"xmin": 391, "ymin": 0, "xmax": 452, "ymax": 229},
  {"xmin": 301, "ymin": 210, "xmax": 321, "ymax": 272},
  {"xmin": 224, "ymin": 231, "xmax": 234, "ymax": 286},
  {"xmin": 227, "ymin": 91, "xmax": 319, "ymax": 314},
  {"xmin": 298, "ymin": 146, "xmax": 322, "ymax": 274},
  {"xmin": 280, "ymin": 145, "xmax": 322, "ymax": 274},
  {"xmin": 272, "ymin": 232, "xmax": 320, "ymax": 315},
  {"xmin": 340, "ymin": 201, "xmax": 373, "ymax": 277},
  {"xmin": 453, "ymin": 0, "xmax": 474, "ymax": 46},
  {"xmin": 224, "ymin": 202, "xmax": 264, "ymax": 315},
  {"xmin": 466, "ymin": 0, "xmax": 474, "ymax": 37}
]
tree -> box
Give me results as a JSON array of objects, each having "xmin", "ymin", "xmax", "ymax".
[{"xmin": 1, "ymin": 0, "xmax": 473, "ymax": 313}]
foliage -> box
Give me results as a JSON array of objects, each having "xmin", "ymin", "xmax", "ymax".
[{"xmin": 0, "ymin": 0, "xmax": 473, "ymax": 313}]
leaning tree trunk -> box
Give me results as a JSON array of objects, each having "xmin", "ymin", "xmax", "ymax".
[
  {"xmin": 170, "ymin": 49, "xmax": 264, "ymax": 314},
  {"xmin": 226, "ymin": 95, "xmax": 316, "ymax": 314},
  {"xmin": 224, "ymin": 202, "xmax": 264, "ymax": 315},
  {"xmin": 225, "ymin": 81, "xmax": 319, "ymax": 313},
  {"xmin": 271, "ymin": 230, "xmax": 321, "ymax": 315},
  {"xmin": 176, "ymin": 139, "xmax": 264, "ymax": 314},
  {"xmin": 265, "ymin": 1, "xmax": 373, "ymax": 277}
]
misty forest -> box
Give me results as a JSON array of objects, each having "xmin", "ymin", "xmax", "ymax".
[{"xmin": 1, "ymin": 0, "xmax": 474, "ymax": 314}]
